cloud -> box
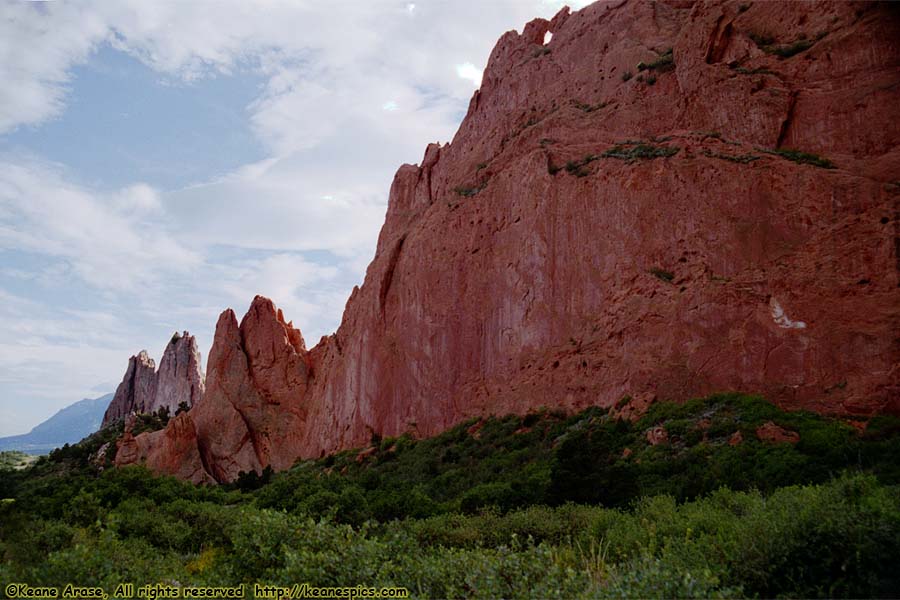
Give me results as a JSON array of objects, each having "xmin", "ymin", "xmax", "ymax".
[
  {"xmin": 1, "ymin": 1, "xmax": 563, "ymax": 142},
  {"xmin": 0, "ymin": 3, "xmax": 108, "ymax": 133},
  {"xmin": 0, "ymin": 0, "xmax": 583, "ymax": 433},
  {"xmin": 455, "ymin": 62, "xmax": 483, "ymax": 86},
  {"xmin": 0, "ymin": 159, "xmax": 201, "ymax": 293},
  {"xmin": 114, "ymin": 183, "xmax": 161, "ymax": 215}
]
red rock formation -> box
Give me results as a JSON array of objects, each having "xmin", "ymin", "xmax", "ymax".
[
  {"xmin": 103, "ymin": 333, "xmax": 205, "ymax": 427},
  {"xmin": 646, "ymin": 426, "xmax": 669, "ymax": 446},
  {"xmin": 118, "ymin": 0, "xmax": 900, "ymax": 482},
  {"xmin": 116, "ymin": 299, "xmax": 311, "ymax": 481},
  {"xmin": 103, "ymin": 351, "xmax": 157, "ymax": 425},
  {"xmin": 155, "ymin": 332, "xmax": 206, "ymax": 416},
  {"xmin": 755, "ymin": 421, "xmax": 801, "ymax": 444}
]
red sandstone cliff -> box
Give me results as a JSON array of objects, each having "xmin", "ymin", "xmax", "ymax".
[
  {"xmin": 118, "ymin": 0, "xmax": 900, "ymax": 482},
  {"xmin": 103, "ymin": 332, "xmax": 205, "ymax": 427}
]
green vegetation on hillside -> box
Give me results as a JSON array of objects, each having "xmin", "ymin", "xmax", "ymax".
[
  {"xmin": 0, "ymin": 451, "xmax": 37, "ymax": 470},
  {"xmin": 1, "ymin": 394, "xmax": 899, "ymax": 598}
]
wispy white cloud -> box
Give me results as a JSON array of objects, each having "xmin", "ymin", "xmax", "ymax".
[
  {"xmin": 0, "ymin": 159, "xmax": 201, "ymax": 293},
  {"xmin": 0, "ymin": 3, "xmax": 108, "ymax": 133}
]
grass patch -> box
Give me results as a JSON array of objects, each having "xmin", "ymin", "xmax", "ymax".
[{"xmin": 0, "ymin": 451, "xmax": 38, "ymax": 471}]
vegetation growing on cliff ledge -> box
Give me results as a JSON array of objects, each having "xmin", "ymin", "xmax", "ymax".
[
  {"xmin": 601, "ymin": 142, "xmax": 679, "ymax": 163},
  {"xmin": 636, "ymin": 48, "xmax": 675, "ymax": 73},
  {"xmin": 765, "ymin": 148, "xmax": 835, "ymax": 169},
  {"xmin": 2, "ymin": 394, "xmax": 899, "ymax": 598}
]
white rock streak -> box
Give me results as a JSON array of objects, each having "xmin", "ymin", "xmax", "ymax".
[{"xmin": 770, "ymin": 297, "xmax": 807, "ymax": 329}]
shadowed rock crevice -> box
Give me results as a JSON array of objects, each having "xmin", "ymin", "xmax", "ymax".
[{"xmin": 379, "ymin": 235, "xmax": 406, "ymax": 316}]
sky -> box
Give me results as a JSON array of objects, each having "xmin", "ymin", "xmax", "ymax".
[{"xmin": 0, "ymin": 0, "xmax": 590, "ymax": 437}]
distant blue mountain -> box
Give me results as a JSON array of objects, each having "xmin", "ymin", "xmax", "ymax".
[{"xmin": 0, "ymin": 393, "xmax": 113, "ymax": 455}]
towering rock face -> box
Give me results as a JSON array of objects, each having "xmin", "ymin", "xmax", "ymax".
[
  {"xmin": 118, "ymin": 0, "xmax": 900, "ymax": 483},
  {"xmin": 103, "ymin": 333, "xmax": 205, "ymax": 427},
  {"xmin": 155, "ymin": 333, "xmax": 206, "ymax": 415},
  {"xmin": 103, "ymin": 351, "xmax": 157, "ymax": 425},
  {"xmin": 117, "ymin": 299, "xmax": 309, "ymax": 482}
]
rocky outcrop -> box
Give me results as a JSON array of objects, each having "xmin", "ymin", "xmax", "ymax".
[
  {"xmin": 646, "ymin": 426, "xmax": 669, "ymax": 446},
  {"xmin": 103, "ymin": 333, "xmax": 205, "ymax": 427},
  {"xmin": 118, "ymin": 0, "xmax": 900, "ymax": 483},
  {"xmin": 756, "ymin": 421, "xmax": 801, "ymax": 444},
  {"xmin": 155, "ymin": 332, "xmax": 206, "ymax": 416},
  {"xmin": 116, "ymin": 300, "xmax": 310, "ymax": 482},
  {"xmin": 102, "ymin": 351, "xmax": 157, "ymax": 425}
]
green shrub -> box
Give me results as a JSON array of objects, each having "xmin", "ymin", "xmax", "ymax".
[
  {"xmin": 28, "ymin": 531, "xmax": 184, "ymax": 590},
  {"xmin": 454, "ymin": 185, "xmax": 484, "ymax": 197},
  {"xmin": 766, "ymin": 148, "xmax": 835, "ymax": 169},
  {"xmin": 637, "ymin": 49, "xmax": 675, "ymax": 73},
  {"xmin": 601, "ymin": 143, "xmax": 679, "ymax": 162},
  {"xmin": 749, "ymin": 32, "xmax": 818, "ymax": 58}
]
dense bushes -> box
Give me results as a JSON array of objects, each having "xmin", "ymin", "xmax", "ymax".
[
  {"xmin": 249, "ymin": 394, "xmax": 900, "ymax": 519},
  {"xmin": 2, "ymin": 394, "xmax": 899, "ymax": 598},
  {"xmin": 2, "ymin": 475, "xmax": 897, "ymax": 598}
]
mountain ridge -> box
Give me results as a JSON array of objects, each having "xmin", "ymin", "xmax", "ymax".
[
  {"xmin": 117, "ymin": 0, "xmax": 900, "ymax": 483},
  {"xmin": 0, "ymin": 393, "xmax": 112, "ymax": 454}
]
